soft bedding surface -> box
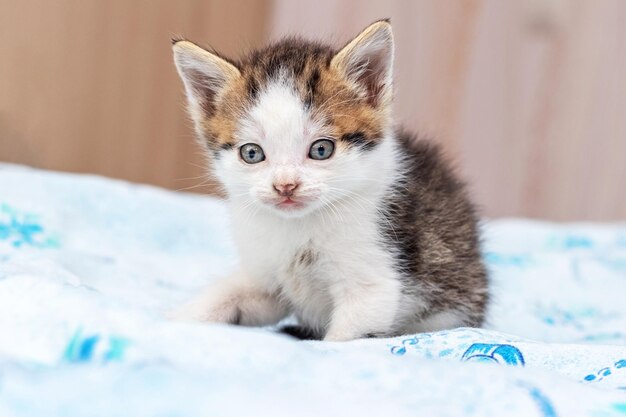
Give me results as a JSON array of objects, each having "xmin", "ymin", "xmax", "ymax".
[{"xmin": 1, "ymin": 163, "xmax": 625, "ymax": 417}]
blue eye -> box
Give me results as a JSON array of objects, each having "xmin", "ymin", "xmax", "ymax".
[
  {"xmin": 240, "ymin": 143, "xmax": 265, "ymax": 164},
  {"xmin": 309, "ymin": 139, "xmax": 335, "ymax": 160}
]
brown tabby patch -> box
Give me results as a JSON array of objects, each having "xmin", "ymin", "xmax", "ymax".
[{"xmin": 175, "ymin": 37, "xmax": 386, "ymax": 153}]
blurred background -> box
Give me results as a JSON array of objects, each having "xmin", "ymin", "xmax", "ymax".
[{"xmin": 0, "ymin": 0, "xmax": 624, "ymax": 221}]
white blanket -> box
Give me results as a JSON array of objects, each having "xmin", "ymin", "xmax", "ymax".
[{"xmin": 1, "ymin": 164, "xmax": 625, "ymax": 417}]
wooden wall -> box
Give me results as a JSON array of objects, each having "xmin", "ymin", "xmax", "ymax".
[
  {"xmin": 1, "ymin": 0, "xmax": 625, "ymax": 220},
  {"xmin": 0, "ymin": 0, "xmax": 271, "ymax": 192}
]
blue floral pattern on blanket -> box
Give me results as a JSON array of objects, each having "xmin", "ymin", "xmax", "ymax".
[
  {"xmin": 461, "ymin": 343, "xmax": 525, "ymax": 366},
  {"xmin": 0, "ymin": 163, "xmax": 625, "ymax": 417},
  {"xmin": 0, "ymin": 203, "xmax": 59, "ymax": 250},
  {"xmin": 63, "ymin": 328, "xmax": 130, "ymax": 363}
]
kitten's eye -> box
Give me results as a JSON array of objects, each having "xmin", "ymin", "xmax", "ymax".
[
  {"xmin": 308, "ymin": 139, "xmax": 335, "ymax": 160},
  {"xmin": 239, "ymin": 143, "xmax": 265, "ymax": 164}
]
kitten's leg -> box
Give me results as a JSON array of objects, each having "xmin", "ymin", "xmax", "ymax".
[
  {"xmin": 168, "ymin": 270, "xmax": 287, "ymax": 326},
  {"xmin": 324, "ymin": 275, "xmax": 402, "ymax": 342}
]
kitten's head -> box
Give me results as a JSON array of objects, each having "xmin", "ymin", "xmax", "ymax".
[{"xmin": 173, "ymin": 20, "xmax": 394, "ymax": 218}]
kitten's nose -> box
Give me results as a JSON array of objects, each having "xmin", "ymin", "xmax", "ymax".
[{"xmin": 273, "ymin": 182, "xmax": 299, "ymax": 197}]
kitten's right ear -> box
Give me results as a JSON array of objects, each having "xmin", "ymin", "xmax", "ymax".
[
  {"xmin": 172, "ymin": 40, "xmax": 240, "ymax": 120},
  {"xmin": 331, "ymin": 20, "xmax": 394, "ymax": 108}
]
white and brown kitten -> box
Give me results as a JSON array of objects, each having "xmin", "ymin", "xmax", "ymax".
[{"xmin": 170, "ymin": 20, "xmax": 488, "ymax": 341}]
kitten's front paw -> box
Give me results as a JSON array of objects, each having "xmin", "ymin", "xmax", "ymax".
[
  {"xmin": 166, "ymin": 272, "xmax": 287, "ymax": 326},
  {"xmin": 166, "ymin": 298, "xmax": 238, "ymax": 324}
]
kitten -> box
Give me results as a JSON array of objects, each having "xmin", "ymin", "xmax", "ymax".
[{"xmin": 170, "ymin": 20, "xmax": 488, "ymax": 341}]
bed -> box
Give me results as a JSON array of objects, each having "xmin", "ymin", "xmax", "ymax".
[{"xmin": 1, "ymin": 163, "xmax": 625, "ymax": 416}]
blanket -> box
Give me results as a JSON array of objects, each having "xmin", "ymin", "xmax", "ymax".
[{"xmin": 1, "ymin": 163, "xmax": 625, "ymax": 416}]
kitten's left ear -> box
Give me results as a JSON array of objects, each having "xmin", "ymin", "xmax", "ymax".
[
  {"xmin": 331, "ymin": 20, "xmax": 394, "ymax": 107},
  {"xmin": 172, "ymin": 40, "xmax": 241, "ymax": 122}
]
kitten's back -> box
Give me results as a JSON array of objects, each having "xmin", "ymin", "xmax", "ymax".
[{"xmin": 381, "ymin": 130, "xmax": 488, "ymax": 328}]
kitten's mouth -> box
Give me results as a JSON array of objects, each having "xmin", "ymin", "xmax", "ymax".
[
  {"xmin": 263, "ymin": 193, "xmax": 321, "ymax": 215},
  {"xmin": 277, "ymin": 197, "xmax": 304, "ymax": 209}
]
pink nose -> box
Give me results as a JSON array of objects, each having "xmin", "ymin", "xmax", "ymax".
[{"xmin": 273, "ymin": 182, "xmax": 299, "ymax": 197}]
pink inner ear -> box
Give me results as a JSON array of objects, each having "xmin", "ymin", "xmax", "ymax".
[
  {"xmin": 185, "ymin": 68, "xmax": 220, "ymax": 114},
  {"xmin": 333, "ymin": 23, "xmax": 394, "ymax": 108},
  {"xmin": 350, "ymin": 45, "xmax": 392, "ymax": 107}
]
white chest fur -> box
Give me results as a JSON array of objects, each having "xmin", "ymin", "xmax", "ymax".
[{"xmin": 230, "ymin": 190, "xmax": 402, "ymax": 332}]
